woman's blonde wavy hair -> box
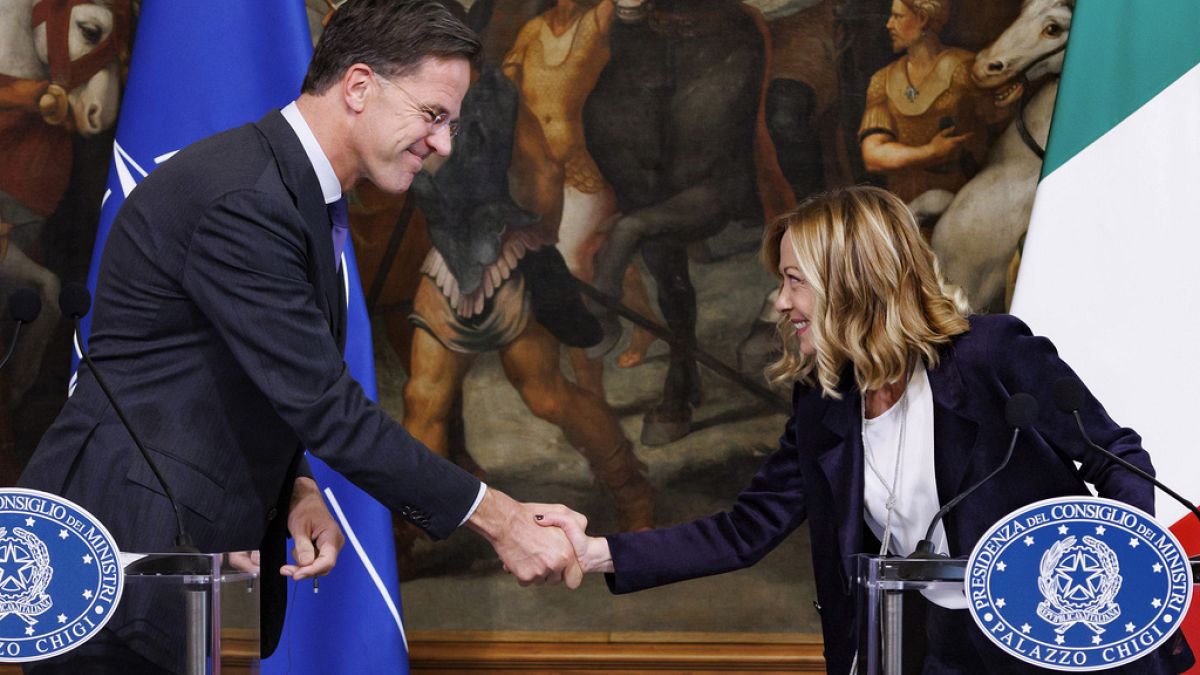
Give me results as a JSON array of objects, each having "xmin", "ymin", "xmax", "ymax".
[{"xmin": 762, "ymin": 185, "xmax": 969, "ymax": 398}]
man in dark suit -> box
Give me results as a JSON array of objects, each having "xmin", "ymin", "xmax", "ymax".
[{"xmin": 19, "ymin": 1, "xmax": 582, "ymax": 671}]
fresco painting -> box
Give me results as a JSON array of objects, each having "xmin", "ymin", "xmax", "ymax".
[{"xmin": 1, "ymin": 0, "xmax": 1068, "ymax": 636}]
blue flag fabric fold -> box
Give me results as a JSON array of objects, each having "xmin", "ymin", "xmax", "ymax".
[
  {"xmin": 82, "ymin": 2, "xmax": 408, "ymax": 672},
  {"xmin": 269, "ymin": 243, "xmax": 411, "ymax": 674}
]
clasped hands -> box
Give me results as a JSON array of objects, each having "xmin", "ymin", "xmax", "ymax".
[
  {"xmin": 236, "ymin": 482, "xmax": 610, "ymax": 588},
  {"xmin": 466, "ymin": 488, "xmax": 611, "ymax": 589}
]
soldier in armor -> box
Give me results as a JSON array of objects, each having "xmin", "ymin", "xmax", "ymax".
[{"xmin": 403, "ymin": 68, "xmax": 655, "ymax": 537}]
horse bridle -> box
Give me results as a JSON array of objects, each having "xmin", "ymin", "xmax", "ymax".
[
  {"xmin": 1013, "ymin": 40, "xmax": 1067, "ymax": 160},
  {"xmin": 30, "ymin": 0, "xmax": 129, "ymax": 124}
]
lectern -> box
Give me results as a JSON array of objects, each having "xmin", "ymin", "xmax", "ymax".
[
  {"xmin": 854, "ymin": 555, "xmax": 967, "ymax": 675},
  {"xmin": 121, "ymin": 552, "xmax": 259, "ymax": 675},
  {"xmin": 854, "ymin": 555, "xmax": 1200, "ymax": 675}
]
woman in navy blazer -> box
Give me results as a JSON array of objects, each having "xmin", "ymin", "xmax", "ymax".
[{"xmin": 541, "ymin": 186, "xmax": 1191, "ymax": 673}]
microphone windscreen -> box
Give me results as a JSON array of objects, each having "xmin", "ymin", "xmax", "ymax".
[
  {"xmin": 1051, "ymin": 376, "xmax": 1086, "ymax": 413},
  {"xmin": 9, "ymin": 288, "xmax": 41, "ymax": 323},
  {"xmin": 59, "ymin": 283, "xmax": 92, "ymax": 319},
  {"xmin": 1005, "ymin": 392, "xmax": 1038, "ymax": 429}
]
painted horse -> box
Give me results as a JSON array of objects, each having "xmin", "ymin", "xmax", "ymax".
[
  {"xmin": 583, "ymin": 0, "xmax": 772, "ymax": 445},
  {"xmin": 0, "ymin": 0, "xmax": 128, "ymax": 405},
  {"xmin": 913, "ymin": 0, "xmax": 1071, "ymax": 312}
]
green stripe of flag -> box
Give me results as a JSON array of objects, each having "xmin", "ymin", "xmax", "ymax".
[{"xmin": 1041, "ymin": 0, "xmax": 1200, "ymax": 178}]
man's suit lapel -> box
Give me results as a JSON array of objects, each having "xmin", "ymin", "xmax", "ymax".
[{"xmin": 255, "ymin": 110, "xmax": 346, "ymax": 348}]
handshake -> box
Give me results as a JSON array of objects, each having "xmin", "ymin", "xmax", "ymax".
[
  {"xmin": 465, "ymin": 488, "xmax": 614, "ymax": 588},
  {"xmin": 277, "ymin": 480, "xmax": 615, "ymax": 587}
]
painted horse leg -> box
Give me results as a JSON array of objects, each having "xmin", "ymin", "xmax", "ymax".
[
  {"xmin": 584, "ymin": 0, "xmax": 766, "ymax": 445},
  {"xmin": 616, "ymin": 265, "xmax": 659, "ymax": 368},
  {"xmin": 638, "ymin": 242, "xmax": 702, "ymax": 446},
  {"xmin": 586, "ymin": 180, "xmax": 727, "ymax": 359}
]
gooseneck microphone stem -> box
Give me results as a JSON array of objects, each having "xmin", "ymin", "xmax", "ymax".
[
  {"xmin": 0, "ymin": 322, "xmax": 24, "ymax": 369},
  {"xmin": 1069, "ymin": 409, "xmax": 1200, "ymax": 528},
  {"xmin": 911, "ymin": 427, "xmax": 1020, "ymax": 558},
  {"xmin": 1052, "ymin": 375, "xmax": 1200, "ymax": 530},
  {"xmin": 69, "ymin": 314, "xmax": 195, "ymax": 550},
  {"xmin": 910, "ymin": 392, "xmax": 1038, "ymax": 558}
]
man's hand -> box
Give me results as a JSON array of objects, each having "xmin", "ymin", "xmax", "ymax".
[
  {"xmin": 227, "ymin": 550, "xmax": 261, "ymax": 574},
  {"xmin": 925, "ymin": 127, "xmax": 973, "ymax": 162},
  {"xmin": 280, "ymin": 476, "xmax": 345, "ymax": 580},
  {"xmin": 535, "ymin": 510, "xmax": 614, "ymax": 575},
  {"xmin": 466, "ymin": 488, "xmax": 584, "ymax": 588}
]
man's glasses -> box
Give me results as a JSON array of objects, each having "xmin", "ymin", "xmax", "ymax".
[{"xmin": 374, "ymin": 73, "xmax": 461, "ymax": 139}]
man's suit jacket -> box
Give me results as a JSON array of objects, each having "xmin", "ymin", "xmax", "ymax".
[
  {"xmin": 604, "ymin": 314, "xmax": 1192, "ymax": 674},
  {"xmin": 20, "ymin": 110, "xmax": 481, "ymax": 659}
]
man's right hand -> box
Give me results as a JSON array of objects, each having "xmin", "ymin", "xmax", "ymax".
[
  {"xmin": 926, "ymin": 126, "xmax": 973, "ymax": 162},
  {"xmin": 465, "ymin": 488, "xmax": 584, "ymax": 588}
]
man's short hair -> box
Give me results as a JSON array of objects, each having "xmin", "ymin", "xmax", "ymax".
[{"xmin": 302, "ymin": 0, "xmax": 480, "ymax": 94}]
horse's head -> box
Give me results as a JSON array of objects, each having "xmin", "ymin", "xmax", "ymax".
[
  {"xmin": 972, "ymin": 0, "xmax": 1073, "ymax": 108},
  {"xmin": 32, "ymin": 0, "xmax": 129, "ymax": 136}
]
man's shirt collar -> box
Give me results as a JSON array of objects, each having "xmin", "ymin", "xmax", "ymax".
[{"xmin": 281, "ymin": 101, "xmax": 341, "ymax": 205}]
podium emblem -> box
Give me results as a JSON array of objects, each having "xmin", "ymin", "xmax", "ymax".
[
  {"xmin": 967, "ymin": 496, "xmax": 1192, "ymax": 671},
  {"xmin": 0, "ymin": 489, "xmax": 123, "ymax": 662}
]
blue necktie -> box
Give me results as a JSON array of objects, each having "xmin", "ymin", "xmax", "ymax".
[{"xmin": 328, "ymin": 197, "xmax": 349, "ymax": 271}]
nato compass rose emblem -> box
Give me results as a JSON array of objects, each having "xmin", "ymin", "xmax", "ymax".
[
  {"xmin": 967, "ymin": 496, "xmax": 1192, "ymax": 671},
  {"xmin": 0, "ymin": 489, "xmax": 123, "ymax": 662}
]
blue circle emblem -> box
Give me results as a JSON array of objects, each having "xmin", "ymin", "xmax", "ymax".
[
  {"xmin": 0, "ymin": 488, "xmax": 124, "ymax": 662},
  {"xmin": 967, "ymin": 496, "xmax": 1192, "ymax": 671}
]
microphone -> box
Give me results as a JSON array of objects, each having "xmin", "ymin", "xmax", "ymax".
[
  {"xmin": 59, "ymin": 282, "xmax": 197, "ymax": 552},
  {"xmin": 1052, "ymin": 376, "xmax": 1200, "ymax": 528},
  {"xmin": 0, "ymin": 288, "xmax": 42, "ymax": 369},
  {"xmin": 910, "ymin": 392, "xmax": 1038, "ymax": 558},
  {"xmin": 58, "ymin": 282, "xmax": 90, "ymax": 319}
]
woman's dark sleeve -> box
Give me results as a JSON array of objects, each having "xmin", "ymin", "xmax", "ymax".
[
  {"xmin": 605, "ymin": 401, "xmax": 809, "ymax": 594},
  {"xmin": 987, "ymin": 314, "xmax": 1155, "ymax": 514}
]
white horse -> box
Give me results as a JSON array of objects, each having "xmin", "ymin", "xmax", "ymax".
[
  {"xmin": 0, "ymin": 0, "xmax": 125, "ymax": 405},
  {"xmin": 912, "ymin": 0, "xmax": 1073, "ymax": 312},
  {"xmin": 2, "ymin": 0, "xmax": 122, "ymax": 134}
]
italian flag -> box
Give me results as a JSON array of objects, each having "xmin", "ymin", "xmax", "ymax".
[{"xmin": 1011, "ymin": 0, "xmax": 1200, "ymax": 663}]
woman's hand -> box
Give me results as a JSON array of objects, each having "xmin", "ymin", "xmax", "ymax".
[{"xmin": 534, "ymin": 509, "xmax": 614, "ymax": 575}]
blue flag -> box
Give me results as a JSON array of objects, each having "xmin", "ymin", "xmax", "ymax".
[
  {"xmin": 270, "ymin": 243, "xmax": 411, "ymax": 675},
  {"xmin": 83, "ymin": 2, "xmax": 409, "ymax": 672}
]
